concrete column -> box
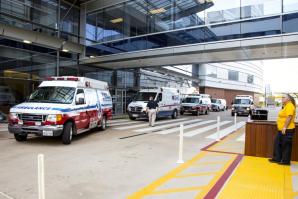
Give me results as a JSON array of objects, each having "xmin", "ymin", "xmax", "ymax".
[{"xmin": 79, "ymin": 3, "xmax": 87, "ymax": 59}]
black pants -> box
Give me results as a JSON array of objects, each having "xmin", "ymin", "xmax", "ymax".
[{"xmin": 273, "ymin": 129, "xmax": 295, "ymax": 163}]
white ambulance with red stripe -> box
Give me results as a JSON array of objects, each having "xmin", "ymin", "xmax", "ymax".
[
  {"xmin": 8, "ymin": 76, "xmax": 112, "ymax": 144},
  {"xmin": 127, "ymin": 87, "xmax": 181, "ymax": 120}
]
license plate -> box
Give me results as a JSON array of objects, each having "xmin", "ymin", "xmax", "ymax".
[
  {"xmin": 35, "ymin": 122, "xmax": 41, "ymax": 126},
  {"xmin": 132, "ymin": 114, "xmax": 138, "ymax": 117},
  {"xmin": 43, "ymin": 130, "xmax": 53, "ymax": 136}
]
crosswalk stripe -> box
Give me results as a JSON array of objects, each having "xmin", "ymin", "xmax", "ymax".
[
  {"xmin": 134, "ymin": 118, "xmax": 204, "ymax": 133},
  {"xmin": 184, "ymin": 121, "xmax": 232, "ymax": 137},
  {"xmin": 113, "ymin": 118, "xmax": 188, "ymax": 130},
  {"xmin": 109, "ymin": 119, "xmax": 130, "ymax": 124},
  {"xmin": 236, "ymin": 133, "xmax": 245, "ymax": 142},
  {"xmin": 206, "ymin": 122, "xmax": 246, "ymax": 139},
  {"xmin": 156, "ymin": 120, "xmax": 215, "ymax": 135},
  {"xmin": 110, "ymin": 121, "xmax": 142, "ymax": 127}
]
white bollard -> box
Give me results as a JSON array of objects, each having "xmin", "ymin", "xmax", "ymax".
[
  {"xmin": 234, "ymin": 113, "xmax": 237, "ymax": 126},
  {"xmin": 177, "ymin": 124, "xmax": 184, "ymax": 164},
  {"xmin": 216, "ymin": 116, "xmax": 221, "ymax": 141},
  {"xmin": 38, "ymin": 154, "xmax": 45, "ymax": 199}
]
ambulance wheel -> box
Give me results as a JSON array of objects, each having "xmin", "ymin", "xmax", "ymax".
[
  {"xmin": 129, "ymin": 116, "xmax": 136, "ymax": 120},
  {"xmin": 100, "ymin": 116, "xmax": 107, "ymax": 131},
  {"xmin": 172, "ymin": 110, "xmax": 178, "ymax": 119},
  {"xmin": 62, "ymin": 122, "xmax": 73, "ymax": 145},
  {"xmin": 14, "ymin": 134, "xmax": 27, "ymax": 142}
]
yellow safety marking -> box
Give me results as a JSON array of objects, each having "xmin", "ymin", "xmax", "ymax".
[
  {"xmin": 217, "ymin": 156, "xmax": 296, "ymax": 199},
  {"xmin": 150, "ymin": 186, "xmax": 204, "ymax": 195},
  {"xmin": 175, "ymin": 172, "xmax": 217, "ymax": 178},
  {"xmin": 194, "ymin": 155, "xmax": 237, "ymax": 199},
  {"xmin": 193, "ymin": 161, "xmax": 228, "ymax": 166},
  {"xmin": 127, "ymin": 151, "xmax": 237, "ymax": 198}
]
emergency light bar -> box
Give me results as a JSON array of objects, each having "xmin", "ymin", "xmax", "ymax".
[{"xmin": 45, "ymin": 76, "xmax": 79, "ymax": 81}]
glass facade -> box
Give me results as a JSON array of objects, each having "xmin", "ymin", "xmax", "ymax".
[{"xmin": 86, "ymin": 0, "xmax": 298, "ymax": 56}]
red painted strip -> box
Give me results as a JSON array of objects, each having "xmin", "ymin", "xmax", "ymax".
[
  {"xmin": 201, "ymin": 130, "xmax": 238, "ymax": 151},
  {"xmin": 203, "ymin": 154, "xmax": 243, "ymax": 199},
  {"xmin": 204, "ymin": 149, "xmax": 242, "ymax": 155}
]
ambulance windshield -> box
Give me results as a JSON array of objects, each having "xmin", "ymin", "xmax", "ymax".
[
  {"xmin": 234, "ymin": 99, "xmax": 251, "ymax": 105},
  {"xmin": 134, "ymin": 92, "xmax": 157, "ymax": 101},
  {"xmin": 28, "ymin": 86, "xmax": 76, "ymax": 104}
]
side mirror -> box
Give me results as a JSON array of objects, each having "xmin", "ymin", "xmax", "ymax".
[{"xmin": 76, "ymin": 93, "xmax": 85, "ymax": 105}]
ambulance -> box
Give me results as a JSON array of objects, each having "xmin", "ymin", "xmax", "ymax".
[
  {"xmin": 8, "ymin": 76, "xmax": 113, "ymax": 144},
  {"xmin": 127, "ymin": 87, "xmax": 180, "ymax": 120}
]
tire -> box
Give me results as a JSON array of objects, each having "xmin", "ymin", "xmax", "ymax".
[
  {"xmin": 100, "ymin": 115, "xmax": 107, "ymax": 131},
  {"xmin": 62, "ymin": 122, "xmax": 73, "ymax": 145},
  {"xmin": 14, "ymin": 134, "xmax": 27, "ymax": 142},
  {"xmin": 129, "ymin": 116, "xmax": 136, "ymax": 120},
  {"xmin": 205, "ymin": 110, "xmax": 209, "ymax": 115},
  {"xmin": 180, "ymin": 111, "xmax": 184, "ymax": 115},
  {"xmin": 172, "ymin": 110, "xmax": 178, "ymax": 119}
]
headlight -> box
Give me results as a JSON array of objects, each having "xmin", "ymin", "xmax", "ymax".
[
  {"xmin": 232, "ymin": 107, "xmax": 235, "ymax": 110},
  {"xmin": 127, "ymin": 107, "xmax": 131, "ymax": 111},
  {"xmin": 247, "ymin": 108, "xmax": 250, "ymax": 111},
  {"xmin": 9, "ymin": 112, "xmax": 18, "ymax": 120},
  {"xmin": 142, "ymin": 107, "xmax": 147, "ymax": 112},
  {"xmin": 47, "ymin": 114, "xmax": 62, "ymax": 122}
]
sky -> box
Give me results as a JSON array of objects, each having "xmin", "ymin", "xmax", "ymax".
[{"xmin": 263, "ymin": 58, "xmax": 298, "ymax": 93}]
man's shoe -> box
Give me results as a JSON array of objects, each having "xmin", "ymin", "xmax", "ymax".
[
  {"xmin": 278, "ymin": 162, "xmax": 291, "ymax": 166},
  {"xmin": 268, "ymin": 158, "xmax": 279, "ymax": 163}
]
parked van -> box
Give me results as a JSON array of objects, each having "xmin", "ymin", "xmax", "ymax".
[
  {"xmin": 181, "ymin": 95, "xmax": 209, "ymax": 115},
  {"xmin": 231, "ymin": 95, "xmax": 254, "ymax": 116},
  {"xmin": 127, "ymin": 87, "xmax": 180, "ymax": 120},
  {"xmin": 211, "ymin": 98, "xmax": 227, "ymax": 111},
  {"xmin": 8, "ymin": 76, "xmax": 113, "ymax": 144},
  {"xmin": 200, "ymin": 94, "xmax": 212, "ymax": 110}
]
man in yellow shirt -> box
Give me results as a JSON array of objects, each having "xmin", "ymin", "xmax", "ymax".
[{"xmin": 269, "ymin": 94, "xmax": 296, "ymax": 165}]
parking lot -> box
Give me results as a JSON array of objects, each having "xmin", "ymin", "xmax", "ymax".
[{"xmin": 0, "ymin": 110, "xmax": 247, "ymax": 199}]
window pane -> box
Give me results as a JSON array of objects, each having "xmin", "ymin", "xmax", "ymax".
[
  {"xmin": 241, "ymin": 0, "xmax": 281, "ymax": 19},
  {"xmin": 228, "ymin": 70, "xmax": 239, "ymax": 81},
  {"xmin": 283, "ymin": 0, "xmax": 298, "ymax": 13},
  {"xmin": 205, "ymin": 22, "xmax": 241, "ymax": 42},
  {"xmin": 173, "ymin": 0, "xmax": 206, "ymax": 29},
  {"xmin": 241, "ymin": 16, "xmax": 281, "ymax": 38},
  {"xmin": 205, "ymin": 0, "xmax": 240, "ymax": 24},
  {"xmin": 283, "ymin": 13, "xmax": 298, "ymax": 33},
  {"xmin": 86, "ymin": 14, "xmax": 97, "ymax": 42},
  {"xmin": 147, "ymin": 0, "xmax": 174, "ymax": 33},
  {"xmin": 124, "ymin": 0, "xmax": 148, "ymax": 37}
]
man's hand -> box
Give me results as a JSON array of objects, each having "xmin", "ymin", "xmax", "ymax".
[{"xmin": 282, "ymin": 127, "xmax": 286, "ymax": 135}]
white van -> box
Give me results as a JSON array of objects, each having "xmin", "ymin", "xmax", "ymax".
[
  {"xmin": 8, "ymin": 76, "xmax": 113, "ymax": 144},
  {"xmin": 127, "ymin": 87, "xmax": 180, "ymax": 120},
  {"xmin": 231, "ymin": 95, "xmax": 254, "ymax": 116}
]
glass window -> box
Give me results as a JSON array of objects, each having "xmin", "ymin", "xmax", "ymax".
[
  {"xmin": 134, "ymin": 92, "xmax": 157, "ymax": 101},
  {"xmin": 241, "ymin": 0, "xmax": 281, "ymax": 19},
  {"xmin": 86, "ymin": 14, "xmax": 97, "ymax": 42},
  {"xmin": 124, "ymin": 0, "xmax": 148, "ymax": 37},
  {"xmin": 147, "ymin": 0, "xmax": 174, "ymax": 33},
  {"xmin": 206, "ymin": 66, "xmax": 217, "ymax": 78},
  {"xmin": 173, "ymin": 0, "xmax": 205, "ymax": 29},
  {"xmin": 60, "ymin": 2, "xmax": 79, "ymax": 35},
  {"xmin": 205, "ymin": 0, "xmax": 240, "ymax": 24},
  {"xmin": 228, "ymin": 70, "xmax": 239, "ymax": 81},
  {"xmin": 204, "ymin": 22, "xmax": 241, "ymax": 42},
  {"xmin": 241, "ymin": 16, "xmax": 281, "ymax": 38},
  {"xmin": 183, "ymin": 97, "xmax": 200, "ymax": 103},
  {"xmin": 283, "ymin": 0, "xmax": 298, "ymax": 13},
  {"xmin": 28, "ymin": 86, "xmax": 76, "ymax": 104},
  {"xmin": 283, "ymin": 13, "xmax": 298, "ymax": 33}
]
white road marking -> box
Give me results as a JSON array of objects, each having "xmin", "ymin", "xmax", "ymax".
[
  {"xmin": 206, "ymin": 122, "xmax": 246, "ymax": 139},
  {"xmin": 134, "ymin": 119, "xmax": 204, "ymax": 133},
  {"xmin": 156, "ymin": 120, "xmax": 215, "ymax": 135},
  {"xmin": 110, "ymin": 121, "xmax": 142, "ymax": 127},
  {"xmin": 113, "ymin": 118, "xmax": 188, "ymax": 130},
  {"xmin": 184, "ymin": 121, "xmax": 232, "ymax": 137},
  {"xmin": 236, "ymin": 133, "xmax": 245, "ymax": 142},
  {"xmin": 0, "ymin": 192, "xmax": 14, "ymax": 199}
]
